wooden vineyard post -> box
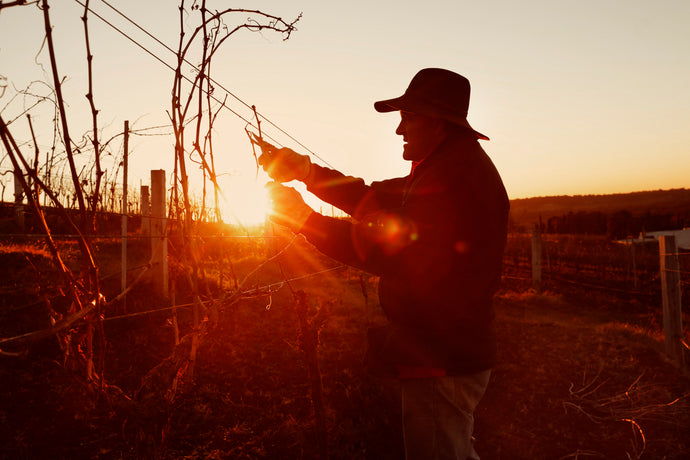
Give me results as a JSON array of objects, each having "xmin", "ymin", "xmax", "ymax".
[
  {"xmin": 140, "ymin": 185, "xmax": 150, "ymax": 236},
  {"xmin": 151, "ymin": 169, "xmax": 168, "ymax": 297},
  {"xmin": 13, "ymin": 171, "xmax": 24, "ymax": 230},
  {"xmin": 658, "ymin": 235, "xmax": 685, "ymax": 369},
  {"xmin": 631, "ymin": 239, "xmax": 639, "ymax": 290},
  {"xmin": 532, "ymin": 224, "xmax": 542, "ymax": 292},
  {"xmin": 121, "ymin": 121, "xmax": 129, "ymax": 309}
]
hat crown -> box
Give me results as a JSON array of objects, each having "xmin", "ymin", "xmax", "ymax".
[{"xmin": 404, "ymin": 68, "xmax": 471, "ymax": 116}]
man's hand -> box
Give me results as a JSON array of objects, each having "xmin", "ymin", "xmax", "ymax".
[
  {"xmin": 256, "ymin": 137, "xmax": 311, "ymax": 183},
  {"xmin": 266, "ymin": 182, "xmax": 314, "ymax": 232}
]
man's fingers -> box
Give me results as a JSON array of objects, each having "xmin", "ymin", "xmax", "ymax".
[
  {"xmin": 265, "ymin": 181, "xmax": 299, "ymax": 203},
  {"xmin": 258, "ymin": 148, "xmax": 281, "ymax": 168},
  {"xmin": 264, "ymin": 181, "xmax": 281, "ymax": 192},
  {"xmin": 265, "ymin": 181, "xmax": 290, "ymax": 201},
  {"xmin": 257, "ymin": 137, "xmax": 276, "ymax": 151}
]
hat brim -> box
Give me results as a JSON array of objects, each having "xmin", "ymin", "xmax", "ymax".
[
  {"xmin": 373, "ymin": 98, "xmax": 401, "ymax": 113},
  {"xmin": 374, "ymin": 96, "xmax": 489, "ymax": 141}
]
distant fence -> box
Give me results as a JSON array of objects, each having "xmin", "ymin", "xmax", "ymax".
[
  {"xmin": 504, "ymin": 229, "xmax": 688, "ymax": 370},
  {"xmin": 503, "ymin": 232, "xmax": 677, "ymax": 296}
]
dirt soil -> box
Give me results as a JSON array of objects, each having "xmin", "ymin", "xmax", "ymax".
[{"xmin": 1, "ymin": 240, "xmax": 689, "ymax": 459}]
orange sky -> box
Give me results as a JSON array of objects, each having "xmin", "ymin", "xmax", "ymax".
[{"xmin": 1, "ymin": 1, "xmax": 689, "ymax": 225}]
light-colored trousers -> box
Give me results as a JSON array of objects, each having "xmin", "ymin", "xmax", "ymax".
[{"xmin": 401, "ymin": 369, "xmax": 491, "ymax": 460}]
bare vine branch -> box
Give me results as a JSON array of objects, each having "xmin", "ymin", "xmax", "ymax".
[
  {"xmin": 0, "ymin": 0, "xmax": 35, "ymax": 11},
  {"xmin": 41, "ymin": 0, "xmax": 87, "ymax": 220},
  {"xmin": 82, "ymin": 0, "xmax": 103, "ymax": 225}
]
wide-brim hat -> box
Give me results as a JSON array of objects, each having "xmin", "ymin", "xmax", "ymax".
[{"xmin": 374, "ymin": 68, "xmax": 489, "ymax": 141}]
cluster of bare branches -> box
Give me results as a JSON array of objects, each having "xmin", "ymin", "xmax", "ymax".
[
  {"xmin": 166, "ymin": 0, "xmax": 300, "ymax": 391},
  {"xmin": 562, "ymin": 367, "xmax": 690, "ymax": 459},
  {"xmin": 0, "ymin": 2, "xmax": 343, "ymax": 458},
  {"xmin": 0, "ymin": 0, "xmax": 114, "ymax": 385},
  {"xmin": 0, "ymin": 49, "xmax": 130, "ymax": 215}
]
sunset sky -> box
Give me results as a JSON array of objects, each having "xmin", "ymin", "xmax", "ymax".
[{"xmin": 1, "ymin": 0, "xmax": 689, "ymax": 225}]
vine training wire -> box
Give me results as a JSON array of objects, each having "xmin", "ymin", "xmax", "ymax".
[
  {"xmin": 73, "ymin": 0, "xmax": 336, "ymax": 169},
  {"xmin": 0, "ymin": 264, "xmax": 346, "ymax": 348}
]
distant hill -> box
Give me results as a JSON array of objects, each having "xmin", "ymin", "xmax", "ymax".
[{"xmin": 509, "ymin": 188, "xmax": 690, "ymax": 231}]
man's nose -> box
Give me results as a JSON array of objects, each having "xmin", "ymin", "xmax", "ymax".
[{"xmin": 395, "ymin": 120, "xmax": 405, "ymax": 136}]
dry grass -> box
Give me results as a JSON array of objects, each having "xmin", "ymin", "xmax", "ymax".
[
  {"xmin": 480, "ymin": 291, "xmax": 690, "ymax": 459},
  {"xmin": 1, "ymin": 241, "xmax": 689, "ymax": 459}
]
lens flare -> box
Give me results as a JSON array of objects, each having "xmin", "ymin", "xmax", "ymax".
[{"xmin": 357, "ymin": 211, "xmax": 418, "ymax": 256}]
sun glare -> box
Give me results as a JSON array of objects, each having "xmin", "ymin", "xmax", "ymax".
[{"xmin": 221, "ymin": 179, "xmax": 271, "ymax": 227}]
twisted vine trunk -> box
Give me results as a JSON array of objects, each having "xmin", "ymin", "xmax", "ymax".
[{"xmin": 294, "ymin": 290, "xmax": 329, "ymax": 459}]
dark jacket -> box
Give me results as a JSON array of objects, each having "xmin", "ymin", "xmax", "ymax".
[{"xmin": 300, "ymin": 131, "xmax": 509, "ymax": 375}]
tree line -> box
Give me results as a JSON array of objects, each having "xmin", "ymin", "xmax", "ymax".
[{"xmin": 541, "ymin": 210, "xmax": 688, "ymax": 240}]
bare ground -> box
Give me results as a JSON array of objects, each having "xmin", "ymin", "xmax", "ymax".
[{"xmin": 1, "ymin": 241, "xmax": 689, "ymax": 459}]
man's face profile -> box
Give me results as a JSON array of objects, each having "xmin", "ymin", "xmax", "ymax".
[{"xmin": 396, "ymin": 111, "xmax": 446, "ymax": 162}]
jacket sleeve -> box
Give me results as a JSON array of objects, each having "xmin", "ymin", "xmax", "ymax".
[{"xmin": 304, "ymin": 164, "xmax": 407, "ymax": 218}]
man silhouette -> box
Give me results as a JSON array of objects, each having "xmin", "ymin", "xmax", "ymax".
[{"xmin": 257, "ymin": 68, "xmax": 509, "ymax": 459}]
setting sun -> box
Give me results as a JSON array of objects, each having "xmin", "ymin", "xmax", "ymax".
[{"xmin": 220, "ymin": 178, "xmax": 271, "ymax": 227}]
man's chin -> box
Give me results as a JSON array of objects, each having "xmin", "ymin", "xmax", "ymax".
[
  {"xmin": 402, "ymin": 147, "xmax": 423, "ymax": 162},
  {"xmin": 402, "ymin": 145, "xmax": 414, "ymax": 161}
]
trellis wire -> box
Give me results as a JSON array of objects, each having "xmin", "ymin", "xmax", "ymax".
[
  {"xmin": 0, "ymin": 264, "xmax": 345, "ymax": 348},
  {"xmin": 73, "ymin": 0, "xmax": 336, "ymax": 169}
]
